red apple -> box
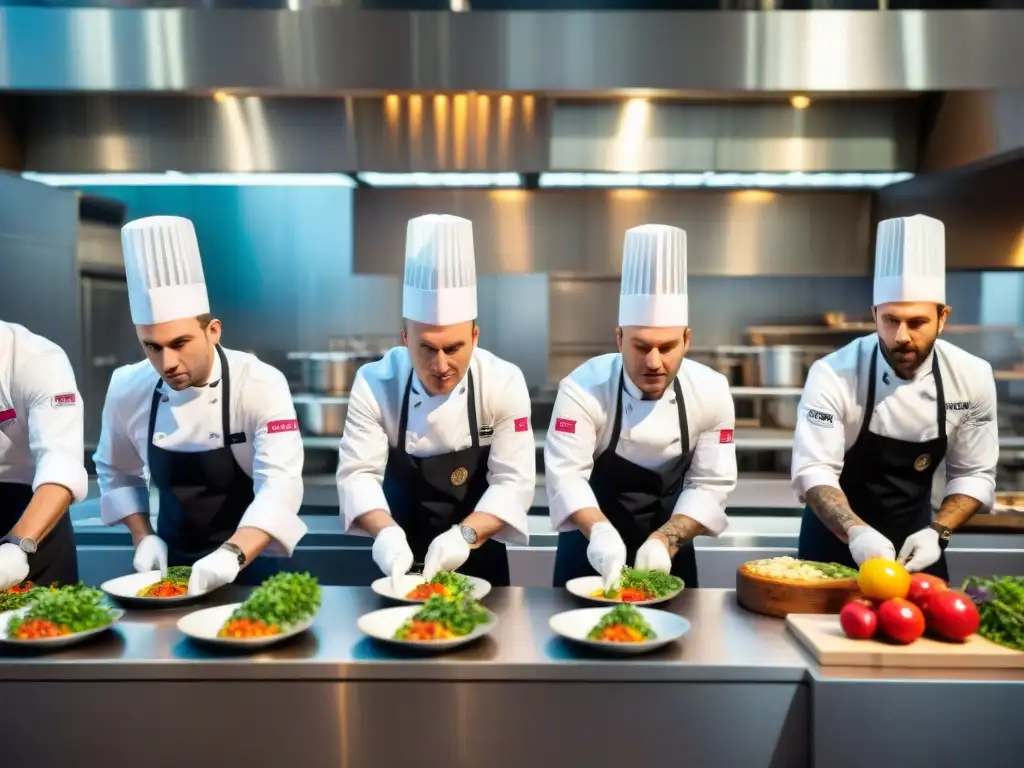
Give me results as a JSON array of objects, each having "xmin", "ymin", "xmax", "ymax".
[
  {"xmin": 840, "ymin": 600, "xmax": 878, "ymax": 639},
  {"xmin": 877, "ymin": 597, "xmax": 926, "ymax": 644},
  {"xmin": 925, "ymin": 590, "xmax": 980, "ymax": 641},
  {"xmin": 907, "ymin": 573, "xmax": 948, "ymax": 610}
]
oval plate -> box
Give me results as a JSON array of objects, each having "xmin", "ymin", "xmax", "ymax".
[
  {"xmin": 549, "ymin": 606, "xmax": 691, "ymax": 655},
  {"xmin": 565, "ymin": 575, "xmax": 684, "ymax": 607},
  {"xmin": 100, "ymin": 570, "xmax": 219, "ymax": 607},
  {"xmin": 357, "ymin": 604, "xmax": 497, "ymax": 651},
  {"xmin": 177, "ymin": 603, "xmax": 316, "ymax": 649},
  {"xmin": 0, "ymin": 607, "xmax": 124, "ymax": 650},
  {"xmin": 371, "ymin": 573, "xmax": 492, "ymax": 604}
]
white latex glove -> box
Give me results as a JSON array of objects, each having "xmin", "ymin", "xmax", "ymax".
[
  {"xmin": 423, "ymin": 525, "xmax": 471, "ymax": 582},
  {"xmin": 847, "ymin": 525, "xmax": 896, "ymax": 566},
  {"xmin": 898, "ymin": 527, "xmax": 942, "ymax": 573},
  {"xmin": 634, "ymin": 537, "xmax": 672, "ymax": 574},
  {"xmin": 372, "ymin": 525, "xmax": 414, "ymax": 594},
  {"xmin": 587, "ymin": 521, "xmax": 627, "ymax": 592},
  {"xmin": 187, "ymin": 548, "xmax": 242, "ymax": 595},
  {"xmin": 133, "ymin": 534, "xmax": 168, "ymax": 575},
  {"xmin": 0, "ymin": 543, "xmax": 30, "ymax": 591}
]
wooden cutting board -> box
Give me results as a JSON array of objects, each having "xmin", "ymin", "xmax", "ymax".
[{"xmin": 787, "ymin": 613, "xmax": 1024, "ymax": 669}]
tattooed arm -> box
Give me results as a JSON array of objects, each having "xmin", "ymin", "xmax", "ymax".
[
  {"xmin": 651, "ymin": 516, "xmax": 709, "ymax": 558},
  {"xmin": 804, "ymin": 485, "xmax": 866, "ymax": 543},
  {"xmin": 935, "ymin": 493, "xmax": 984, "ymax": 530}
]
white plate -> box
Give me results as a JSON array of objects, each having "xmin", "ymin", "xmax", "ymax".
[
  {"xmin": 548, "ymin": 606, "xmax": 690, "ymax": 655},
  {"xmin": 565, "ymin": 575, "xmax": 684, "ymax": 606},
  {"xmin": 176, "ymin": 603, "xmax": 316, "ymax": 649},
  {"xmin": 101, "ymin": 570, "xmax": 214, "ymax": 607},
  {"xmin": 371, "ymin": 573, "xmax": 492, "ymax": 604},
  {"xmin": 357, "ymin": 604, "xmax": 497, "ymax": 651},
  {"xmin": 0, "ymin": 607, "xmax": 124, "ymax": 649}
]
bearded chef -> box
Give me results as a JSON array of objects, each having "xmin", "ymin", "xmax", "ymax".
[
  {"xmin": 0, "ymin": 322, "xmax": 88, "ymax": 589},
  {"xmin": 793, "ymin": 215, "xmax": 998, "ymax": 579},
  {"xmin": 545, "ymin": 224, "xmax": 737, "ymax": 590},
  {"xmin": 337, "ymin": 214, "xmax": 534, "ymax": 588},
  {"xmin": 93, "ymin": 216, "xmax": 306, "ymax": 594}
]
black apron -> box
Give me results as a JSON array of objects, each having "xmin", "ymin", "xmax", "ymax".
[
  {"xmin": 552, "ymin": 367, "xmax": 699, "ymax": 588},
  {"xmin": 148, "ymin": 346, "xmax": 271, "ymax": 585},
  {"xmin": 798, "ymin": 345, "xmax": 949, "ymax": 581},
  {"xmin": 0, "ymin": 483, "xmax": 78, "ymax": 587},
  {"xmin": 381, "ymin": 369, "xmax": 510, "ymax": 586}
]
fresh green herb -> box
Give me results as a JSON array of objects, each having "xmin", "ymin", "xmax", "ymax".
[
  {"xmin": 807, "ymin": 561, "xmax": 859, "ymax": 579},
  {"xmin": 428, "ymin": 571, "xmax": 472, "ymax": 596},
  {"xmin": 605, "ymin": 568, "xmax": 684, "ymax": 598},
  {"xmin": 586, "ymin": 604, "xmax": 657, "ymax": 641},
  {"xmin": 962, "ymin": 575, "xmax": 1024, "ymax": 652},
  {"xmin": 0, "ymin": 584, "xmax": 52, "ymax": 613},
  {"xmin": 227, "ymin": 572, "xmax": 322, "ymax": 630},
  {"xmin": 164, "ymin": 566, "xmax": 192, "ymax": 585},
  {"xmin": 395, "ymin": 594, "xmax": 491, "ymax": 639},
  {"xmin": 6, "ymin": 584, "xmax": 117, "ymax": 636}
]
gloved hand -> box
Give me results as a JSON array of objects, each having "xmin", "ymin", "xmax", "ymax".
[
  {"xmin": 187, "ymin": 547, "xmax": 242, "ymax": 595},
  {"xmin": 898, "ymin": 527, "xmax": 942, "ymax": 573},
  {"xmin": 372, "ymin": 525, "xmax": 414, "ymax": 594},
  {"xmin": 423, "ymin": 525, "xmax": 471, "ymax": 582},
  {"xmin": 847, "ymin": 525, "xmax": 896, "ymax": 566},
  {"xmin": 587, "ymin": 521, "xmax": 627, "ymax": 592},
  {"xmin": 635, "ymin": 537, "xmax": 672, "ymax": 574},
  {"xmin": 133, "ymin": 534, "xmax": 168, "ymax": 575},
  {"xmin": 0, "ymin": 543, "xmax": 30, "ymax": 592}
]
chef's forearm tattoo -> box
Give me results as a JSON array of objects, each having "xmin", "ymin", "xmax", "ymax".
[
  {"xmin": 935, "ymin": 493, "xmax": 984, "ymax": 530},
  {"xmin": 655, "ymin": 516, "xmax": 708, "ymax": 557},
  {"xmin": 805, "ymin": 485, "xmax": 864, "ymax": 543}
]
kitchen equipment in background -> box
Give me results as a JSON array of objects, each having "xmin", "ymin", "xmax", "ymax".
[
  {"xmin": 289, "ymin": 351, "xmax": 376, "ymax": 395},
  {"xmin": 755, "ymin": 345, "xmax": 833, "ymax": 429},
  {"xmin": 293, "ymin": 395, "xmax": 348, "ymax": 437}
]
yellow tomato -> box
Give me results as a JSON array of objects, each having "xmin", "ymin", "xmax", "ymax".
[{"xmin": 858, "ymin": 558, "xmax": 911, "ymax": 600}]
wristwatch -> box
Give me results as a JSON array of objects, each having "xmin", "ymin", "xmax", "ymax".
[
  {"xmin": 219, "ymin": 542, "xmax": 247, "ymax": 567},
  {"xmin": 1, "ymin": 534, "xmax": 37, "ymax": 554},
  {"xmin": 459, "ymin": 524, "xmax": 479, "ymax": 546},
  {"xmin": 928, "ymin": 521, "xmax": 953, "ymax": 550}
]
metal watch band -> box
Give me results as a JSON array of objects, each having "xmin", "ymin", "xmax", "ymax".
[
  {"xmin": 219, "ymin": 542, "xmax": 247, "ymax": 567},
  {"xmin": 459, "ymin": 525, "xmax": 478, "ymax": 546},
  {"xmin": 929, "ymin": 522, "xmax": 952, "ymax": 550}
]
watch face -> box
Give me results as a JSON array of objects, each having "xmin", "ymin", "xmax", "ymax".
[
  {"xmin": 460, "ymin": 525, "xmax": 478, "ymax": 545},
  {"xmin": 20, "ymin": 538, "xmax": 37, "ymax": 554}
]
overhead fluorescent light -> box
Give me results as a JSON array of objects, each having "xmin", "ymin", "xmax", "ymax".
[
  {"xmin": 356, "ymin": 172, "xmax": 522, "ymax": 188},
  {"xmin": 21, "ymin": 172, "xmax": 358, "ymax": 188},
  {"xmin": 538, "ymin": 172, "xmax": 914, "ymax": 189}
]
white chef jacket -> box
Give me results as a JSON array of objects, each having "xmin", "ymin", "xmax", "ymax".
[
  {"xmin": 0, "ymin": 321, "xmax": 88, "ymax": 502},
  {"xmin": 93, "ymin": 347, "xmax": 306, "ymax": 555},
  {"xmin": 545, "ymin": 353, "xmax": 737, "ymax": 536},
  {"xmin": 337, "ymin": 346, "xmax": 534, "ymax": 546},
  {"xmin": 791, "ymin": 335, "xmax": 998, "ymax": 509}
]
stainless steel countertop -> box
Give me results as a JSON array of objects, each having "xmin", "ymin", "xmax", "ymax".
[{"xmin": 0, "ymin": 587, "xmax": 809, "ymax": 684}]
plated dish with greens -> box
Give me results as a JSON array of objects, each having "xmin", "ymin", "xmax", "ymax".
[
  {"xmin": 1, "ymin": 584, "xmax": 123, "ymax": 648},
  {"xmin": 549, "ymin": 604, "xmax": 691, "ymax": 655},
  {"xmin": 358, "ymin": 594, "xmax": 498, "ymax": 651},
  {"xmin": 567, "ymin": 567, "xmax": 685, "ymax": 606},
  {"xmin": 101, "ymin": 566, "xmax": 211, "ymax": 606},
  {"xmin": 371, "ymin": 571, "xmax": 492, "ymax": 604}
]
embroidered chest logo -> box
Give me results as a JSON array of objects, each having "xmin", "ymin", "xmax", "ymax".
[
  {"xmin": 946, "ymin": 401, "xmax": 970, "ymax": 411},
  {"xmin": 450, "ymin": 466, "xmax": 469, "ymax": 487},
  {"xmin": 0, "ymin": 408, "xmax": 16, "ymax": 432},
  {"xmin": 914, "ymin": 454, "xmax": 932, "ymax": 472},
  {"xmin": 806, "ymin": 409, "xmax": 835, "ymax": 428}
]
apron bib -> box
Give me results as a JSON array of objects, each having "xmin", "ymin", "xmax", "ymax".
[
  {"xmin": 552, "ymin": 367, "xmax": 698, "ymax": 588},
  {"xmin": 798, "ymin": 345, "xmax": 949, "ymax": 581},
  {"xmin": 382, "ymin": 369, "xmax": 510, "ymax": 586},
  {"xmin": 0, "ymin": 482, "xmax": 79, "ymax": 587},
  {"xmin": 148, "ymin": 346, "xmax": 269, "ymax": 585}
]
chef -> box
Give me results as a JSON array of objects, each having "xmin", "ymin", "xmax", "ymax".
[
  {"xmin": 93, "ymin": 215, "xmax": 306, "ymax": 594},
  {"xmin": 0, "ymin": 321, "xmax": 88, "ymax": 589},
  {"xmin": 793, "ymin": 214, "xmax": 998, "ymax": 579},
  {"xmin": 545, "ymin": 224, "xmax": 737, "ymax": 590},
  {"xmin": 337, "ymin": 214, "xmax": 534, "ymax": 588}
]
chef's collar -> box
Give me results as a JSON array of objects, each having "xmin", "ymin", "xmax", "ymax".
[
  {"xmin": 410, "ymin": 360, "xmax": 473, "ymax": 403},
  {"xmin": 621, "ymin": 364, "xmax": 676, "ymax": 402},
  {"xmin": 163, "ymin": 348, "xmax": 222, "ymax": 403},
  {"xmin": 876, "ymin": 341, "xmax": 934, "ymax": 384}
]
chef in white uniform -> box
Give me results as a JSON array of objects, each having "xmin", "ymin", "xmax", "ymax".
[
  {"xmin": 93, "ymin": 216, "xmax": 307, "ymax": 594},
  {"xmin": 337, "ymin": 214, "xmax": 534, "ymax": 588},
  {"xmin": 0, "ymin": 322, "xmax": 88, "ymax": 589},
  {"xmin": 545, "ymin": 224, "xmax": 737, "ymax": 590},
  {"xmin": 792, "ymin": 214, "xmax": 998, "ymax": 579}
]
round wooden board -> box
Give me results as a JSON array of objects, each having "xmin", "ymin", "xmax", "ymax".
[{"xmin": 736, "ymin": 564, "xmax": 862, "ymax": 619}]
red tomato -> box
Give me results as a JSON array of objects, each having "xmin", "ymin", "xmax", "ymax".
[
  {"xmin": 877, "ymin": 598, "xmax": 926, "ymax": 644},
  {"xmin": 840, "ymin": 600, "xmax": 878, "ymax": 639},
  {"xmin": 924, "ymin": 590, "xmax": 980, "ymax": 641},
  {"xmin": 907, "ymin": 573, "xmax": 947, "ymax": 609}
]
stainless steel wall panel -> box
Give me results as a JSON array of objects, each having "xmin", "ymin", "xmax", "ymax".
[
  {"xmin": 922, "ymin": 90, "xmax": 1024, "ymax": 173},
  {"xmin": 3, "ymin": 10, "xmax": 1024, "ymax": 93}
]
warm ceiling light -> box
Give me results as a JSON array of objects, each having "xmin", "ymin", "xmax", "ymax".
[
  {"xmin": 212, "ymin": 91, "xmax": 229, "ymax": 103},
  {"xmin": 790, "ymin": 95, "xmax": 811, "ymax": 110}
]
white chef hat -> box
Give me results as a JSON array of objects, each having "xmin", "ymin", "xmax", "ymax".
[
  {"xmin": 401, "ymin": 214, "xmax": 478, "ymax": 326},
  {"xmin": 873, "ymin": 214, "xmax": 946, "ymax": 306},
  {"xmin": 122, "ymin": 216, "xmax": 210, "ymax": 325},
  {"xmin": 618, "ymin": 224, "xmax": 689, "ymax": 327}
]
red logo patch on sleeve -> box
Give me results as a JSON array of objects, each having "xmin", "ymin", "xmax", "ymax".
[
  {"xmin": 555, "ymin": 418, "xmax": 576, "ymax": 434},
  {"xmin": 266, "ymin": 419, "xmax": 299, "ymax": 434},
  {"xmin": 0, "ymin": 408, "xmax": 16, "ymax": 430},
  {"xmin": 719, "ymin": 429, "xmax": 734, "ymax": 444},
  {"xmin": 514, "ymin": 417, "xmax": 529, "ymax": 433},
  {"xmin": 51, "ymin": 393, "xmax": 77, "ymax": 408}
]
